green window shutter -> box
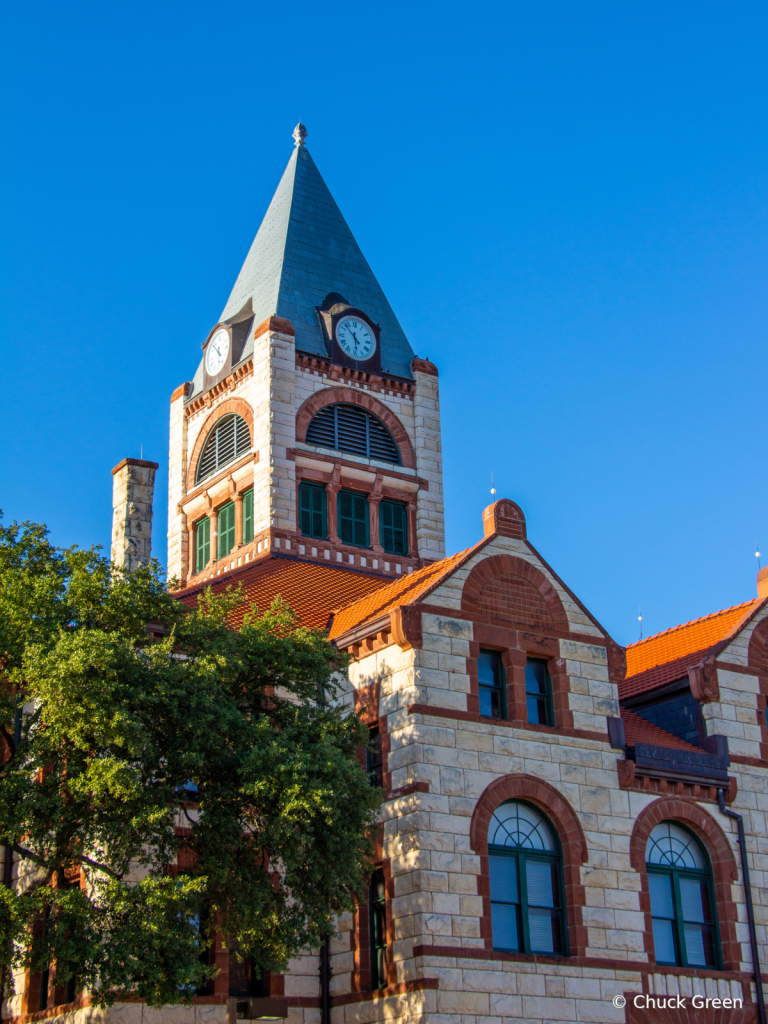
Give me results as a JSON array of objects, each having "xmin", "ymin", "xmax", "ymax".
[
  {"xmin": 217, "ymin": 502, "xmax": 236, "ymax": 559},
  {"xmin": 338, "ymin": 490, "xmax": 368, "ymax": 547},
  {"xmin": 299, "ymin": 483, "xmax": 327, "ymax": 539},
  {"xmin": 195, "ymin": 517, "xmax": 210, "ymax": 572},
  {"xmin": 242, "ymin": 489, "xmax": 254, "ymax": 544},
  {"xmin": 380, "ymin": 500, "xmax": 408, "ymax": 555}
]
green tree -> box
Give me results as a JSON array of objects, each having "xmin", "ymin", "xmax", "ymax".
[{"xmin": 0, "ymin": 519, "xmax": 380, "ymax": 1007}]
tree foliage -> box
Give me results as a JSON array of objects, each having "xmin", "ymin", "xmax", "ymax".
[{"xmin": 0, "ymin": 518, "xmax": 380, "ymax": 1007}]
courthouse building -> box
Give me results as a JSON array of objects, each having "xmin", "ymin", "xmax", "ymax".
[{"xmin": 14, "ymin": 124, "xmax": 768, "ymax": 1024}]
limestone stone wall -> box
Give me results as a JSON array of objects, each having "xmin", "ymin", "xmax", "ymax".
[
  {"xmin": 111, "ymin": 459, "xmax": 158, "ymax": 572},
  {"xmin": 411, "ymin": 367, "xmax": 445, "ymax": 562},
  {"xmin": 703, "ymin": 605, "xmax": 768, "ymax": 760}
]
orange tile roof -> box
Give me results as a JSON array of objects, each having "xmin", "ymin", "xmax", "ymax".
[
  {"xmin": 328, "ymin": 544, "xmax": 481, "ymax": 640},
  {"xmin": 177, "ymin": 554, "xmax": 391, "ymax": 631},
  {"xmin": 621, "ymin": 708, "xmax": 702, "ymax": 752},
  {"xmin": 621, "ymin": 599, "xmax": 758, "ymax": 700}
]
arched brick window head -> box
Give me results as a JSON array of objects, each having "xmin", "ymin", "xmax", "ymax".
[
  {"xmin": 462, "ymin": 554, "xmax": 569, "ymax": 632},
  {"xmin": 295, "ymin": 387, "xmax": 416, "ymax": 469},
  {"xmin": 470, "ymin": 775, "xmax": 588, "ymax": 957},
  {"xmin": 629, "ymin": 798, "xmax": 739, "ymax": 971}
]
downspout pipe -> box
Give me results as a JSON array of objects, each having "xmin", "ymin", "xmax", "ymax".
[
  {"xmin": 319, "ymin": 933, "xmax": 331, "ymax": 1024},
  {"xmin": 718, "ymin": 788, "xmax": 766, "ymax": 1024}
]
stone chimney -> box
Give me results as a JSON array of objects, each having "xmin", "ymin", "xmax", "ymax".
[
  {"xmin": 111, "ymin": 458, "xmax": 159, "ymax": 571},
  {"xmin": 758, "ymin": 566, "xmax": 768, "ymax": 600}
]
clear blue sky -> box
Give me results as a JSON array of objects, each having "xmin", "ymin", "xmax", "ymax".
[{"xmin": 1, "ymin": 1, "xmax": 765, "ymax": 645}]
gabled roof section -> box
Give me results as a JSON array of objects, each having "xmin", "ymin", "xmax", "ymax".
[
  {"xmin": 329, "ymin": 543, "xmax": 483, "ymax": 641},
  {"xmin": 219, "ymin": 140, "xmax": 416, "ymax": 380},
  {"xmin": 621, "ymin": 708, "xmax": 703, "ymax": 752},
  {"xmin": 177, "ymin": 554, "xmax": 391, "ymax": 631},
  {"xmin": 621, "ymin": 599, "xmax": 759, "ymax": 700}
]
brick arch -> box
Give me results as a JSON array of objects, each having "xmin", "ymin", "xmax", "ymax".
[
  {"xmin": 461, "ymin": 553, "xmax": 569, "ymax": 631},
  {"xmin": 295, "ymin": 387, "xmax": 416, "ymax": 470},
  {"xmin": 748, "ymin": 616, "xmax": 768, "ymax": 676},
  {"xmin": 469, "ymin": 774, "xmax": 588, "ymax": 956},
  {"xmin": 187, "ymin": 398, "xmax": 254, "ymax": 492},
  {"xmin": 629, "ymin": 797, "xmax": 740, "ymax": 970}
]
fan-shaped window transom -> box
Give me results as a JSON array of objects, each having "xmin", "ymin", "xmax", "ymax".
[
  {"xmin": 305, "ymin": 404, "xmax": 400, "ymax": 464},
  {"xmin": 196, "ymin": 414, "xmax": 251, "ymax": 484}
]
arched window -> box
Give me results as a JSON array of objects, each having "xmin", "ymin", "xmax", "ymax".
[
  {"xmin": 489, "ymin": 801, "xmax": 566, "ymax": 955},
  {"xmin": 305, "ymin": 404, "xmax": 400, "ymax": 464},
  {"xmin": 196, "ymin": 414, "xmax": 251, "ymax": 484},
  {"xmin": 646, "ymin": 822, "xmax": 720, "ymax": 968}
]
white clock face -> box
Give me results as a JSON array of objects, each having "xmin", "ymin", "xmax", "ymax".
[
  {"xmin": 205, "ymin": 328, "xmax": 229, "ymax": 376},
  {"xmin": 336, "ymin": 316, "xmax": 376, "ymax": 361}
]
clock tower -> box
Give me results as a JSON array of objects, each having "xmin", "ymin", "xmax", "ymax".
[{"xmin": 167, "ymin": 124, "xmax": 445, "ymax": 588}]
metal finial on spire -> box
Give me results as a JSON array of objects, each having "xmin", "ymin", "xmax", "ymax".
[{"xmin": 293, "ymin": 121, "xmax": 307, "ymax": 147}]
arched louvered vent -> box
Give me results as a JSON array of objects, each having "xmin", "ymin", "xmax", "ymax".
[
  {"xmin": 305, "ymin": 404, "xmax": 400, "ymax": 464},
  {"xmin": 196, "ymin": 414, "xmax": 251, "ymax": 484}
]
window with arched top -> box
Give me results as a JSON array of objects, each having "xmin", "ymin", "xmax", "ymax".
[
  {"xmin": 196, "ymin": 414, "xmax": 251, "ymax": 484},
  {"xmin": 646, "ymin": 822, "xmax": 720, "ymax": 968},
  {"xmin": 305, "ymin": 404, "xmax": 400, "ymax": 464},
  {"xmin": 489, "ymin": 801, "xmax": 566, "ymax": 955}
]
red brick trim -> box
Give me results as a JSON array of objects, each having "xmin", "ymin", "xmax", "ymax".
[
  {"xmin": 410, "ymin": 357, "xmax": 438, "ymax": 376},
  {"xmin": 253, "ymin": 315, "xmax": 295, "ymax": 339},
  {"xmin": 747, "ymin": 618, "xmax": 768, "ymax": 760},
  {"xmin": 111, "ymin": 457, "xmax": 159, "ymax": 474},
  {"xmin": 469, "ymin": 773, "xmax": 588, "ymax": 957},
  {"xmin": 407, "ymin": 702, "xmax": 607, "ymax": 741},
  {"xmin": 295, "ymin": 388, "xmax": 416, "ymax": 470},
  {"xmin": 629, "ymin": 797, "xmax": 740, "ymax": 970},
  {"xmin": 186, "ymin": 399, "xmax": 255, "ymax": 493},
  {"xmin": 171, "ymin": 382, "xmax": 191, "ymax": 402},
  {"xmin": 461, "ymin": 554, "xmax": 569, "ymax": 632}
]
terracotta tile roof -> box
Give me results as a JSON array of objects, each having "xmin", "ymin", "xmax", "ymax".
[
  {"xmin": 328, "ymin": 544, "xmax": 481, "ymax": 640},
  {"xmin": 620, "ymin": 599, "xmax": 758, "ymax": 700},
  {"xmin": 621, "ymin": 708, "xmax": 702, "ymax": 752},
  {"xmin": 177, "ymin": 554, "xmax": 391, "ymax": 631}
]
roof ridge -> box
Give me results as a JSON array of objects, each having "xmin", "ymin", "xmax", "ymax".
[{"xmin": 627, "ymin": 598, "xmax": 756, "ymax": 650}]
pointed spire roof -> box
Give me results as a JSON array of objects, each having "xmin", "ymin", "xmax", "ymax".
[{"xmin": 219, "ymin": 127, "xmax": 415, "ymax": 379}]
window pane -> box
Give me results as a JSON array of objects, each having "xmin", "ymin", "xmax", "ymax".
[
  {"xmin": 646, "ymin": 822, "xmax": 706, "ymax": 869},
  {"xmin": 679, "ymin": 877, "xmax": 708, "ymax": 924},
  {"xmin": 367, "ymin": 727, "xmax": 383, "ymax": 788},
  {"xmin": 684, "ymin": 924, "xmax": 715, "ymax": 967},
  {"xmin": 526, "ymin": 859, "xmax": 558, "ymax": 908},
  {"xmin": 525, "ymin": 658, "xmax": 552, "ymax": 726},
  {"xmin": 479, "ymin": 685, "xmax": 502, "ymax": 719},
  {"xmin": 652, "ymin": 918, "xmax": 678, "ymax": 964},
  {"xmin": 489, "ymin": 854, "xmax": 518, "ymax": 904},
  {"xmin": 528, "ymin": 907, "xmax": 561, "ymax": 954},
  {"xmin": 491, "ymin": 903, "xmax": 520, "ymax": 951},
  {"xmin": 478, "ymin": 650, "xmax": 502, "ymax": 687},
  {"xmin": 525, "ymin": 659, "xmax": 548, "ymax": 694},
  {"xmin": 648, "ymin": 873, "xmax": 675, "ymax": 919}
]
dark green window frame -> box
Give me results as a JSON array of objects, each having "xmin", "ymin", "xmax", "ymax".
[
  {"xmin": 646, "ymin": 825, "xmax": 721, "ymax": 969},
  {"xmin": 217, "ymin": 501, "xmax": 236, "ymax": 559},
  {"xmin": 337, "ymin": 490, "xmax": 369, "ymax": 547},
  {"xmin": 195, "ymin": 517, "xmax": 210, "ymax": 573},
  {"xmin": 369, "ymin": 868, "xmax": 387, "ymax": 989},
  {"xmin": 478, "ymin": 649, "xmax": 506, "ymax": 720},
  {"xmin": 243, "ymin": 488, "xmax": 254, "ymax": 545},
  {"xmin": 380, "ymin": 499, "xmax": 408, "ymax": 555},
  {"xmin": 525, "ymin": 657, "xmax": 554, "ymax": 726},
  {"xmin": 298, "ymin": 482, "xmax": 327, "ymax": 539},
  {"xmin": 488, "ymin": 804, "xmax": 567, "ymax": 956},
  {"xmin": 367, "ymin": 726, "xmax": 384, "ymax": 788}
]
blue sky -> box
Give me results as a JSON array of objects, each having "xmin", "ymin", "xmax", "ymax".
[{"xmin": 1, "ymin": 0, "xmax": 765, "ymax": 645}]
